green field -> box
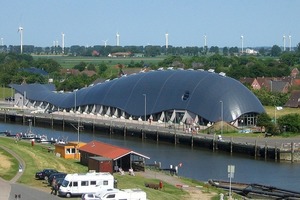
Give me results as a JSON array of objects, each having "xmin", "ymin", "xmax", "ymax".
[
  {"xmin": 264, "ymin": 106, "xmax": 300, "ymax": 118},
  {"xmin": 33, "ymin": 55, "xmax": 165, "ymax": 69}
]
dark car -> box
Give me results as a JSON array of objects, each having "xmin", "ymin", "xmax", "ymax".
[
  {"xmin": 48, "ymin": 172, "xmax": 67, "ymax": 185},
  {"xmin": 55, "ymin": 177, "xmax": 64, "ymax": 189},
  {"xmin": 5, "ymin": 97, "xmax": 15, "ymax": 101},
  {"xmin": 35, "ymin": 169, "xmax": 58, "ymax": 180}
]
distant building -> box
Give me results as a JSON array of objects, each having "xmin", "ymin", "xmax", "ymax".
[
  {"xmin": 19, "ymin": 67, "xmax": 48, "ymax": 76},
  {"xmin": 285, "ymin": 90, "xmax": 300, "ymax": 108},
  {"xmin": 60, "ymin": 68, "xmax": 80, "ymax": 76},
  {"xmin": 291, "ymin": 68, "xmax": 300, "ymax": 78},
  {"xmin": 108, "ymin": 52, "xmax": 132, "ymax": 57},
  {"xmin": 245, "ymin": 48, "xmax": 258, "ymax": 55}
]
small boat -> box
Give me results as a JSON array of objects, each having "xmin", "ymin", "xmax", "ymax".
[
  {"xmin": 208, "ymin": 179, "xmax": 300, "ymax": 199},
  {"xmin": 3, "ymin": 131, "xmax": 17, "ymax": 137},
  {"xmin": 20, "ymin": 120, "xmax": 40, "ymax": 140},
  {"xmin": 0, "ymin": 130, "xmax": 11, "ymax": 135},
  {"xmin": 36, "ymin": 135, "xmax": 50, "ymax": 143}
]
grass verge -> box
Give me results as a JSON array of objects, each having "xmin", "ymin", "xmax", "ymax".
[
  {"xmin": 0, "ymin": 147, "xmax": 19, "ymax": 180},
  {"xmin": 0, "ymin": 136, "xmax": 226, "ymax": 200}
]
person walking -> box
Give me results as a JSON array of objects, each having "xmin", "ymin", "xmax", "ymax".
[{"xmin": 50, "ymin": 176, "xmax": 57, "ymax": 195}]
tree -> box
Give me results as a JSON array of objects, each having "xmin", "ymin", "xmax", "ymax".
[
  {"xmin": 223, "ymin": 47, "xmax": 229, "ymax": 56},
  {"xmin": 256, "ymin": 112, "xmax": 274, "ymax": 133},
  {"xmin": 270, "ymin": 45, "xmax": 281, "ymax": 57},
  {"xmin": 98, "ymin": 62, "xmax": 108, "ymax": 75},
  {"xmin": 296, "ymin": 42, "xmax": 300, "ymax": 53},
  {"xmin": 280, "ymin": 52, "xmax": 297, "ymax": 66},
  {"xmin": 277, "ymin": 113, "xmax": 300, "ymax": 133},
  {"xmin": 258, "ymin": 47, "xmax": 265, "ymax": 56},
  {"xmin": 74, "ymin": 62, "xmax": 87, "ymax": 72}
]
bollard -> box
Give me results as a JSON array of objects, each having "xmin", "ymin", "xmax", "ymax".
[{"xmin": 159, "ymin": 181, "xmax": 163, "ymax": 189}]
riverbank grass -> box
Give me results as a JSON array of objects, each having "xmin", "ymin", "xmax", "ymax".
[
  {"xmin": 0, "ymin": 136, "xmax": 224, "ymax": 200},
  {"xmin": 0, "ymin": 147, "xmax": 19, "ymax": 180}
]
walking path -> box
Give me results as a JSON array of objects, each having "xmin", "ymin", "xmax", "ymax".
[
  {"xmin": 0, "ymin": 145, "xmax": 25, "ymax": 200},
  {"xmin": 136, "ymin": 169, "xmax": 216, "ymax": 200},
  {"xmin": 0, "ymin": 144, "xmax": 61, "ymax": 200}
]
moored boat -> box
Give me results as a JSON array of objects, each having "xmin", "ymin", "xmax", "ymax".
[{"xmin": 208, "ymin": 179, "xmax": 300, "ymax": 199}]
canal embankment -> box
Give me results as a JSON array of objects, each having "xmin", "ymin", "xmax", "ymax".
[{"xmin": 0, "ymin": 108, "xmax": 299, "ymax": 162}]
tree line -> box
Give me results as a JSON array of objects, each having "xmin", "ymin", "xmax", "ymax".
[{"xmin": 1, "ymin": 42, "xmax": 300, "ymax": 57}]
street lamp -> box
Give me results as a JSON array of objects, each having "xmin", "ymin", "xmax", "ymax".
[
  {"xmin": 143, "ymin": 94, "xmax": 146, "ymax": 122},
  {"xmin": 275, "ymin": 106, "xmax": 283, "ymax": 125},
  {"xmin": 74, "ymin": 90, "xmax": 77, "ymax": 113},
  {"xmin": 220, "ymin": 100, "xmax": 223, "ymax": 135}
]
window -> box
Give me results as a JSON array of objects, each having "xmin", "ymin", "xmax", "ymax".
[
  {"xmin": 103, "ymin": 180, "xmax": 108, "ymax": 185},
  {"xmin": 71, "ymin": 148, "xmax": 76, "ymax": 153},
  {"xmin": 66, "ymin": 148, "xmax": 71, "ymax": 154},
  {"xmin": 182, "ymin": 91, "xmax": 190, "ymax": 101},
  {"xmin": 106, "ymin": 194, "xmax": 115, "ymax": 198},
  {"xmin": 90, "ymin": 181, "xmax": 96, "ymax": 185},
  {"xmin": 72, "ymin": 181, "xmax": 78, "ymax": 187},
  {"xmin": 81, "ymin": 181, "xmax": 89, "ymax": 186}
]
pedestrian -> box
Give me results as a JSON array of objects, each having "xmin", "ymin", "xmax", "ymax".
[{"xmin": 50, "ymin": 176, "xmax": 56, "ymax": 195}]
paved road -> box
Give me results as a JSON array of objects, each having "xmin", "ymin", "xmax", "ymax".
[{"xmin": 0, "ymin": 145, "xmax": 61, "ymax": 200}]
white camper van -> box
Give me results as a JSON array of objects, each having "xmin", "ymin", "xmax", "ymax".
[{"xmin": 58, "ymin": 172, "xmax": 114, "ymax": 198}]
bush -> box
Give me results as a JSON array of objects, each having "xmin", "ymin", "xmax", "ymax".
[{"xmin": 277, "ymin": 113, "xmax": 300, "ymax": 133}]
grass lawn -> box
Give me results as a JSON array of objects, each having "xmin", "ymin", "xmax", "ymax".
[
  {"xmin": 0, "ymin": 87, "xmax": 14, "ymax": 100},
  {"xmin": 0, "ymin": 147, "xmax": 19, "ymax": 180},
  {"xmin": 0, "ymin": 136, "xmax": 225, "ymax": 200},
  {"xmin": 264, "ymin": 106, "xmax": 300, "ymax": 118}
]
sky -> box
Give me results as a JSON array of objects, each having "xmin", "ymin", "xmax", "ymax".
[{"xmin": 1, "ymin": 0, "xmax": 299, "ymax": 48}]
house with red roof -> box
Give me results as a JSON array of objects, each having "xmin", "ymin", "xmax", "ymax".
[{"xmin": 79, "ymin": 140, "xmax": 150, "ymax": 173}]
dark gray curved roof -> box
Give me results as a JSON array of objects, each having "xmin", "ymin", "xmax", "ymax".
[{"xmin": 10, "ymin": 70, "xmax": 265, "ymax": 122}]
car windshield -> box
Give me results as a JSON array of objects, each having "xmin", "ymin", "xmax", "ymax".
[{"xmin": 61, "ymin": 180, "xmax": 69, "ymax": 187}]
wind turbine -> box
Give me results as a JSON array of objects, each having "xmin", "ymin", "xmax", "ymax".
[
  {"xmin": 240, "ymin": 35, "xmax": 244, "ymax": 54},
  {"xmin": 116, "ymin": 32, "xmax": 120, "ymax": 46},
  {"xmin": 289, "ymin": 35, "xmax": 292, "ymax": 51},
  {"xmin": 283, "ymin": 35, "xmax": 286, "ymax": 51},
  {"xmin": 102, "ymin": 39, "xmax": 108, "ymax": 47},
  {"xmin": 62, "ymin": 32, "xmax": 65, "ymax": 54},
  {"xmin": 204, "ymin": 34, "xmax": 207, "ymax": 48},
  {"xmin": 165, "ymin": 32, "xmax": 169, "ymax": 49},
  {"xmin": 18, "ymin": 26, "xmax": 23, "ymax": 54}
]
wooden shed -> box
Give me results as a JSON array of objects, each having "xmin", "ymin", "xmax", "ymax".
[
  {"xmin": 88, "ymin": 157, "xmax": 113, "ymax": 174},
  {"xmin": 54, "ymin": 141, "xmax": 86, "ymax": 159},
  {"xmin": 79, "ymin": 140, "xmax": 150, "ymax": 173}
]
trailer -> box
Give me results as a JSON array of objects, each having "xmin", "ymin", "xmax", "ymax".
[{"xmin": 58, "ymin": 172, "xmax": 114, "ymax": 198}]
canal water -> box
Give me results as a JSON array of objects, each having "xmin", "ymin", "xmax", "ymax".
[{"xmin": 1, "ymin": 122, "xmax": 300, "ymax": 192}]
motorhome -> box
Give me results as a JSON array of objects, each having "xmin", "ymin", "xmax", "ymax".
[{"xmin": 58, "ymin": 172, "xmax": 114, "ymax": 198}]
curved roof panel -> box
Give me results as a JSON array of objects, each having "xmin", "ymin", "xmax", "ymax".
[{"xmin": 10, "ymin": 70, "xmax": 265, "ymax": 122}]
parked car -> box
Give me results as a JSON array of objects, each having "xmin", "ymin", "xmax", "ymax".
[
  {"xmin": 55, "ymin": 177, "xmax": 65, "ymax": 190},
  {"xmin": 5, "ymin": 97, "xmax": 15, "ymax": 101},
  {"xmin": 81, "ymin": 193, "xmax": 100, "ymax": 200},
  {"xmin": 35, "ymin": 169, "xmax": 58, "ymax": 180},
  {"xmin": 48, "ymin": 172, "xmax": 67, "ymax": 185}
]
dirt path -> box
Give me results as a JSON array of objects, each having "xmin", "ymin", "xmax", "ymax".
[{"xmin": 136, "ymin": 169, "xmax": 216, "ymax": 200}]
